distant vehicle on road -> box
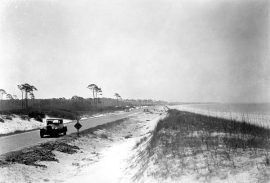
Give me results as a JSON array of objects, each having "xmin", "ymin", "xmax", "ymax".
[
  {"xmin": 40, "ymin": 119, "xmax": 67, "ymax": 138},
  {"xmin": 144, "ymin": 108, "xmax": 150, "ymax": 112}
]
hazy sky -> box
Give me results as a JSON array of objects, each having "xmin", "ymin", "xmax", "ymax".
[{"xmin": 0, "ymin": 0, "xmax": 269, "ymax": 102}]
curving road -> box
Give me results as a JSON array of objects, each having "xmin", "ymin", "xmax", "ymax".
[{"xmin": 0, "ymin": 109, "xmax": 141, "ymax": 155}]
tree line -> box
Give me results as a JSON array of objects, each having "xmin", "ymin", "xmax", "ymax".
[
  {"xmin": 0, "ymin": 82, "xmax": 168, "ymax": 116},
  {"xmin": 0, "ymin": 82, "xmax": 124, "ymax": 111}
]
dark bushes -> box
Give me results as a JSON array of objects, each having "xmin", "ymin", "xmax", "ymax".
[
  {"xmin": 28, "ymin": 111, "xmax": 45, "ymax": 122},
  {"xmin": 4, "ymin": 141, "xmax": 79, "ymax": 167},
  {"xmin": 45, "ymin": 109, "xmax": 77, "ymax": 120}
]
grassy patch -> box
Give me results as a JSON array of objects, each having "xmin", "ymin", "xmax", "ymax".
[{"xmin": 3, "ymin": 141, "xmax": 79, "ymax": 167}]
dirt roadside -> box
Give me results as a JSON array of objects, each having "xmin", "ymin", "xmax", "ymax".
[{"xmin": 0, "ymin": 106, "xmax": 167, "ymax": 183}]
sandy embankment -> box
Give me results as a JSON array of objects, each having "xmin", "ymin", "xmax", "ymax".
[{"xmin": 0, "ymin": 106, "xmax": 167, "ymax": 183}]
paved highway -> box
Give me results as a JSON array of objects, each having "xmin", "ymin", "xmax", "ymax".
[{"xmin": 0, "ymin": 109, "xmax": 141, "ymax": 155}]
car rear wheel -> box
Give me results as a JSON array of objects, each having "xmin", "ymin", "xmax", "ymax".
[{"xmin": 40, "ymin": 130, "xmax": 44, "ymax": 138}]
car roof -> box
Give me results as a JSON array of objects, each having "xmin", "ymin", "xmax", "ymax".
[{"xmin": 46, "ymin": 118, "xmax": 63, "ymax": 120}]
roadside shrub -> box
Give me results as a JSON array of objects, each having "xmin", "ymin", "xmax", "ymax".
[
  {"xmin": 5, "ymin": 115, "xmax": 12, "ymax": 120},
  {"xmin": 35, "ymin": 116, "xmax": 43, "ymax": 122},
  {"xmin": 20, "ymin": 115, "xmax": 30, "ymax": 121},
  {"xmin": 46, "ymin": 109, "xmax": 77, "ymax": 120},
  {"xmin": 100, "ymin": 133, "xmax": 108, "ymax": 139},
  {"xmin": 28, "ymin": 111, "xmax": 45, "ymax": 122},
  {"xmin": 0, "ymin": 118, "xmax": 4, "ymax": 123}
]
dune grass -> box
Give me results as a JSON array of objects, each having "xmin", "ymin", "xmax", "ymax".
[{"xmin": 133, "ymin": 109, "xmax": 270, "ymax": 182}]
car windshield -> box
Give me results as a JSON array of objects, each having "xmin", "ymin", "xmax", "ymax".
[{"xmin": 47, "ymin": 120, "xmax": 62, "ymax": 124}]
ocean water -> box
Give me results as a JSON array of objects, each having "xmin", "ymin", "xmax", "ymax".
[
  {"xmin": 175, "ymin": 103, "xmax": 270, "ymax": 115},
  {"xmin": 169, "ymin": 103, "xmax": 270, "ymax": 128}
]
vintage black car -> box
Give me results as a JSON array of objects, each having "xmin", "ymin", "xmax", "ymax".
[{"xmin": 40, "ymin": 119, "xmax": 67, "ymax": 138}]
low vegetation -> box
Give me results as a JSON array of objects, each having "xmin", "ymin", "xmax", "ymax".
[
  {"xmin": 3, "ymin": 142, "xmax": 79, "ymax": 167},
  {"xmin": 133, "ymin": 109, "xmax": 270, "ymax": 182}
]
